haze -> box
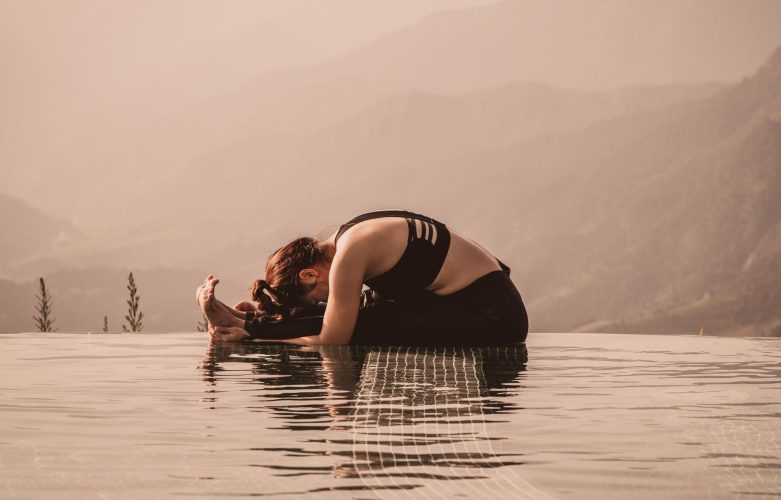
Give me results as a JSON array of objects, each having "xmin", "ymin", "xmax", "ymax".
[{"xmin": 1, "ymin": 0, "xmax": 780, "ymax": 336}]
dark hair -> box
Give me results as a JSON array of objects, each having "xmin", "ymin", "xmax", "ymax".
[{"xmin": 251, "ymin": 237, "xmax": 327, "ymax": 319}]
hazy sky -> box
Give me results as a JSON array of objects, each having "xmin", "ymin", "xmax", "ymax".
[
  {"xmin": 0, "ymin": 0, "xmax": 498, "ymax": 187},
  {"xmin": 0, "ymin": 0, "xmax": 495, "ymax": 122}
]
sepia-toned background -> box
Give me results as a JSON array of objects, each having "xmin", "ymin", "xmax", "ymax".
[{"xmin": 2, "ymin": 0, "xmax": 780, "ymax": 335}]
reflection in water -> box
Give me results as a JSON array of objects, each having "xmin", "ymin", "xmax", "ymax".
[
  {"xmin": 200, "ymin": 342, "xmax": 537, "ymax": 497},
  {"xmin": 2, "ymin": 333, "xmax": 779, "ymax": 498}
]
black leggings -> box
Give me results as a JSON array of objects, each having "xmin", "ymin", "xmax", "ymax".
[{"xmin": 245, "ymin": 270, "xmax": 528, "ymax": 346}]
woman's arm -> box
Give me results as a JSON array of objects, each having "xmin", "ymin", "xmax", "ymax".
[
  {"xmin": 276, "ymin": 242, "xmax": 366, "ymax": 345},
  {"xmin": 210, "ymin": 236, "xmax": 369, "ymax": 345},
  {"xmin": 212, "ymin": 247, "xmax": 366, "ymax": 344}
]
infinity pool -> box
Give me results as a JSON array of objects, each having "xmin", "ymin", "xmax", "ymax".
[{"xmin": 1, "ymin": 332, "xmax": 779, "ymax": 499}]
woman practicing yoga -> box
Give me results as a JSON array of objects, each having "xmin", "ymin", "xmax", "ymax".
[{"xmin": 198, "ymin": 209, "xmax": 528, "ymax": 345}]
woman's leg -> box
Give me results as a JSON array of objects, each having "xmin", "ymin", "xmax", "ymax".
[
  {"xmin": 349, "ymin": 298, "xmax": 516, "ymax": 346},
  {"xmin": 243, "ymin": 271, "xmax": 528, "ymax": 345},
  {"xmin": 244, "ymin": 304, "xmax": 327, "ymax": 340},
  {"xmin": 347, "ymin": 270, "xmax": 527, "ymax": 346}
]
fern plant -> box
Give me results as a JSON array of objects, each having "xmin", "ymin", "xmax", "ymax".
[
  {"xmin": 196, "ymin": 314, "xmax": 209, "ymax": 332},
  {"xmin": 33, "ymin": 277, "xmax": 56, "ymax": 332},
  {"xmin": 122, "ymin": 272, "xmax": 144, "ymax": 333}
]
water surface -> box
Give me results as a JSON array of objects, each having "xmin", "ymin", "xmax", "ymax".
[{"xmin": 1, "ymin": 332, "xmax": 779, "ymax": 499}]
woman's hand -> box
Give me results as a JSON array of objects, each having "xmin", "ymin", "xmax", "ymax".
[
  {"xmin": 233, "ymin": 300, "xmax": 259, "ymax": 313},
  {"xmin": 209, "ymin": 325, "xmax": 250, "ymax": 342}
]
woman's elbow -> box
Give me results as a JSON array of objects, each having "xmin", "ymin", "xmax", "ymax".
[{"xmin": 319, "ymin": 327, "xmax": 354, "ymax": 345}]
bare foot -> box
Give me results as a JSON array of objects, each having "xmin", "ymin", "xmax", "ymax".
[
  {"xmin": 195, "ymin": 275, "xmax": 215, "ymax": 305},
  {"xmin": 198, "ymin": 277, "xmax": 244, "ymax": 329},
  {"xmin": 196, "ymin": 276, "xmax": 254, "ymax": 321}
]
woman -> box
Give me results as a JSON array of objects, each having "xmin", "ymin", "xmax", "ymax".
[{"xmin": 198, "ymin": 209, "xmax": 528, "ymax": 345}]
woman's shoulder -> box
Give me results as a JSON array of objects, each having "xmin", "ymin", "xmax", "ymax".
[
  {"xmin": 331, "ymin": 217, "xmax": 411, "ymax": 282},
  {"xmin": 336, "ymin": 217, "xmax": 407, "ymax": 250}
]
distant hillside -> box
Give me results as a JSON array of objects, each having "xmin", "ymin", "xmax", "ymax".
[
  {"xmin": 0, "ymin": 76, "xmax": 719, "ymax": 287},
  {"xmin": 300, "ymin": 82, "xmax": 724, "ymax": 172},
  {"xmin": 413, "ymin": 46, "xmax": 781, "ymax": 336},
  {"xmin": 0, "ymin": 193, "xmax": 84, "ymax": 276},
  {"xmin": 7, "ymin": 0, "xmax": 781, "ymax": 234},
  {"xmin": 278, "ymin": 0, "xmax": 781, "ymax": 92},
  {"xmin": 89, "ymin": 80, "xmax": 722, "ymax": 282}
]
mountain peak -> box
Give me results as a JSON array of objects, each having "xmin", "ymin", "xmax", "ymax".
[
  {"xmin": 733, "ymin": 43, "xmax": 781, "ymax": 117},
  {"xmin": 761, "ymin": 44, "xmax": 781, "ymax": 75}
]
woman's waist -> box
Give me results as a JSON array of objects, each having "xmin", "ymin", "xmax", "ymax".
[
  {"xmin": 446, "ymin": 269, "xmax": 516, "ymax": 300},
  {"xmin": 377, "ymin": 268, "xmax": 520, "ymax": 306}
]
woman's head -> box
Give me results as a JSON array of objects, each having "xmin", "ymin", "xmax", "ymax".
[{"xmin": 252, "ymin": 237, "xmax": 331, "ymax": 316}]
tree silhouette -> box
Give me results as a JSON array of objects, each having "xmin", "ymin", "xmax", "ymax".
[
  {"xmin": 122, "ymin": 272, "xmax": 144, "ymax": 332},
  {"xmin": 33, "ymin": 277, "xmax": 56, "ymax": 332},
  {"xmin": 196, "ymin": 314, "xmax": 209, "ymax": 332}
]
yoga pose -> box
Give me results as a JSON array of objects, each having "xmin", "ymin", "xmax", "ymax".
[{"xmin": 198, "ymin": 210, "xmax": 528, "ymax": 345}]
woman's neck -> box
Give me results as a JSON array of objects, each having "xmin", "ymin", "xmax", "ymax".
[{"xmin": 320, "ymin": 240, "xmax": 337, "ymax": 262}]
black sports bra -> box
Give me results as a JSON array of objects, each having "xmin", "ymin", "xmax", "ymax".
[{"xmin": 334, "ymin": 210, "xmax": 451, "ymax": 300}]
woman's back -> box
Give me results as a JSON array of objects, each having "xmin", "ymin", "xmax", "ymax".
[{"xmin": 330, "ymin": 210, "xmax": 502, "ymax": 298}]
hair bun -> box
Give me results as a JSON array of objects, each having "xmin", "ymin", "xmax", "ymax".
[
  {"xmin": 250, "ymin": 278, "xmax": 290, "ymax": 318},
  {"xmin": 251, "ymin": 279, "xmax": 267, "ymax": 302}
]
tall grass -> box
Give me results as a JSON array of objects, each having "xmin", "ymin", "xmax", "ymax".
[
  {"xmin": 122, "ymin": 272, "xmax": 144, "ymax": 333},
  {"xmin": 33, "ymin": 277, "xmax": 56, "ymax": 332}
]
